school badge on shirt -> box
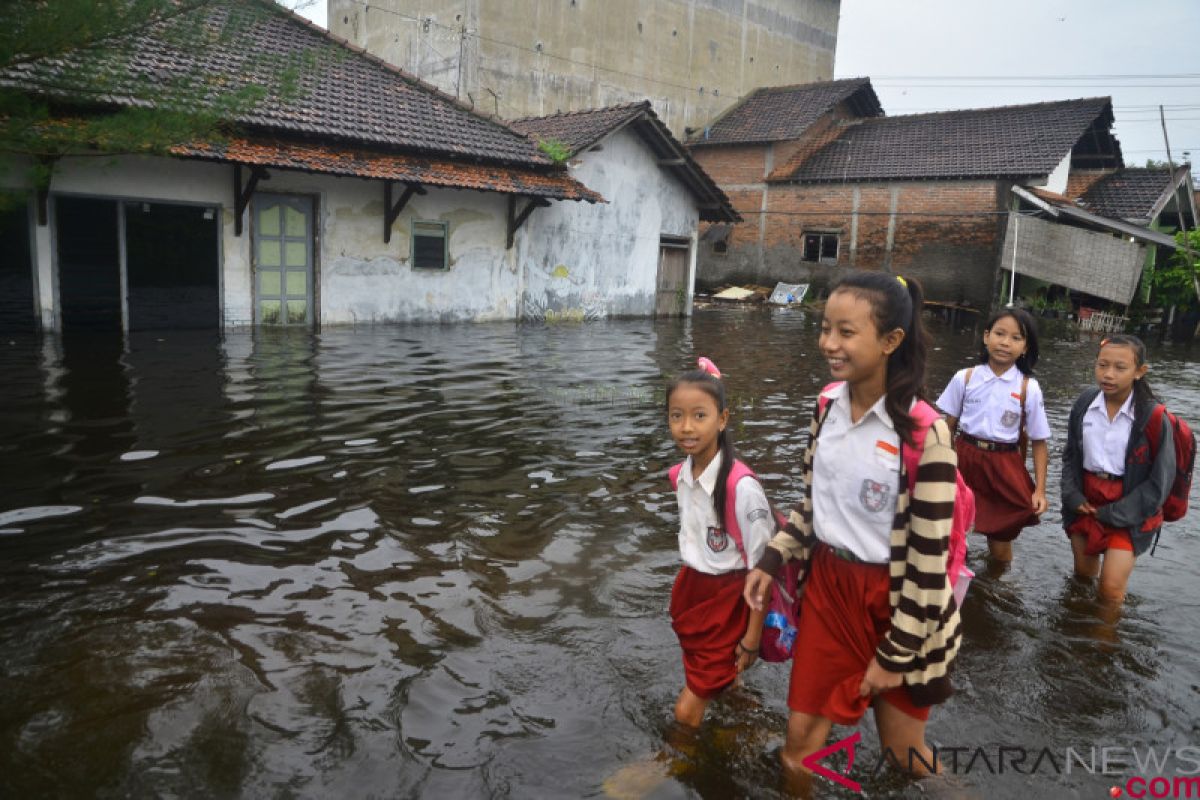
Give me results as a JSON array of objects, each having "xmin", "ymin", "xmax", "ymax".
[
  {"xmin": 1001, "ymin": 409, "xmax": 1020, "ymax": 428},
  {"xmin": 706, "ymin": 526, "xmax": 730, "ymax": 552},
  {"xmin": 859, "ymin": 478, "xmax": 891, "ymax": 513}
]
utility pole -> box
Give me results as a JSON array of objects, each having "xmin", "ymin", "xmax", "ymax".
[{"xmin": 1160, "ymin": 105, "xmax": 1200, "ymax": 303}]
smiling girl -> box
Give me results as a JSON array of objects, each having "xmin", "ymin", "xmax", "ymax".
[
  {"xmin": 1061, "ymin": 335, "xmax": 1175, "ymax": 604},
  {"xmin": 744, "ymin": 272, "xmax": 962, "ymax": 784},
  {"xmin": 935, "ymin": 309, "xmax": 1051, "ymax": 562}
]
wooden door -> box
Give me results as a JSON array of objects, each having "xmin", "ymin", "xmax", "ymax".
[{"xmin": 655, "ymin": 244, "xmax": 689, "ymax": 317}]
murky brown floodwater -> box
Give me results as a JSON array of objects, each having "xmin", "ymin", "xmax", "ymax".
[{"xmin": 1, "ymin": 308, "xmax": 1199, "ymax": 799}]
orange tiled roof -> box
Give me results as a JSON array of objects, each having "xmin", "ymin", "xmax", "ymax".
[{"xmin": 172, "ymin": 137, "xmax": 604, "ymax": 203}]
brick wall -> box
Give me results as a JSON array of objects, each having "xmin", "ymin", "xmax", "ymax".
[
  {"xmin": 697, "ymin": 178, "xmax": 1008, "ymax": 308},
  {"xmin": 1065, "ymin": 169, "xmax": 1115, "ymax": 200},
  {"xmin": 689, "ymin": 143, "xmax": 770, "ymax": 186}
]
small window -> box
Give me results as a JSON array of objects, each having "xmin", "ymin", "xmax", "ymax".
[
  {"xmin": 802, "ymin": 232, "xmax": 839, "ymax": 264},
  {"xmin": 411, "ymin": 220, "xmax": 448, "ymax": 270},
  {"xmin": 712, "ymin": 240, "xmax": 728, "ymax": 255}
]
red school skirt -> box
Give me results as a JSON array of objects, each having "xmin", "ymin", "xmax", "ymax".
[
  {"xmin": 955, "ymin": 437, "xmax": 1038, "ymax": 542},
  {"xmin": 1065, "ymin": 471, "xmax": 1158, "ymax": 556},
  {"xmin": 670, "ymin": 565, "xmax": 750, "ymax": 699},
  {"xmin": 788, "ymin": 545, "xmax": 929, "ymax": 725}
]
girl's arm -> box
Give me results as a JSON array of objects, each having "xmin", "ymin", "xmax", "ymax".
[
  {"xmin": 875, "ymin": 419, "xmax": 956, "ymax": 674},
  {"xmin": 1096, "ymin": 415, "xmax": 1175, "ymax": 528},
  {"xmin": 737, "ymin": 605, "xmax": 768, "ymax": 673},
  {"xmin": 1031, "ymin": 439, "xmax": 1049, "ymax": 514},
  {"xmin": 934, "ymin": 371, "xmax": 965, "ymax": 434}
]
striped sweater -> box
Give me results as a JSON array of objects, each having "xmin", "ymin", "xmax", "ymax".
[{"xmin": 756, "ymin": 397, "xmax": 963, "ymax": 706}]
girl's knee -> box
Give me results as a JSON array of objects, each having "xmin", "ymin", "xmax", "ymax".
[{"xmin": 1097, "ymin": 579, "xmax": 1127, "ymax": 604}]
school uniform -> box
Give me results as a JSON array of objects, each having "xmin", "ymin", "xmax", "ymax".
[
  {"xmin": 671, "ymin": 452, "xmax": 774, "ymax": 699},
  {"xmin": 756, "ymin": 383, "xmax": 962, "ymax": 724},
  {"xmin": 935, "ymin": 365, "xmax": 1051, "ymax": 541},
  {"xmin": 1061, "ymin": 388, "xmax": 1175, "ymax": 556}
]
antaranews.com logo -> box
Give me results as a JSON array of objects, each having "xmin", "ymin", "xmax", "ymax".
[{"xmin": 803, "ymin": 732, "xmax": 1200, "ymax": 797}]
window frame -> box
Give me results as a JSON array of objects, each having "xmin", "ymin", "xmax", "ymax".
[
  {"xmin": 410, "ymin": 219, "xmax": 449, "ymax": 271},
  {"xmin": 801, "ymin": 230, "xmax": 840, "ymax": 265}
]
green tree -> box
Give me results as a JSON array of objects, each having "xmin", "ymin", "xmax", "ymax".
[
  {"xmin": 1150, "ymin": 228, "xmax": 1200, "ymax": 308},
  {"xmin": 0, "ymin": 0, "xmax": 319, "ymax": 193}
]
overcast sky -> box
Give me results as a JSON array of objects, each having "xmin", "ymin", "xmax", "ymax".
[{"xmin": 292, "ymin": 0, "xmax": 1199, "ymax": 166}]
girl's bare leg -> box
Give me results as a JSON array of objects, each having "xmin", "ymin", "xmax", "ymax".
[
  {"xmin": 1070, "ymin": 534, "xmax": 1100, "ymax": 579},
  {"xmin": 1097, "ymin": 548, "xmax": 1136, "ymax": 605},
  {"xmin": 780, "ymin": 710, "xmax": 834, "ymax": 796},
  {"xmin": 673, "ymin": 686, "xmax": 710, "ymax": 728},
  {"xmin": 874, "ymin": 696, "xmax": 940, "ymax": 776},
  {"xmin": 987, "ymin": 538, "xmax": 1013, "ymax": 562}
]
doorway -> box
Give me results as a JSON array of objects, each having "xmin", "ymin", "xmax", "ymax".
[
  {"xmin": 253, "ymin": 194, "xmax": 314, "ymax": 326},
  {"xmin": 656, "ymin": 237, "xmax": 690, "ymax": 317}
]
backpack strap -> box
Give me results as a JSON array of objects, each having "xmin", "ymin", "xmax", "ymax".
[
  {"xmin": 1146, "ymin": 403, "xmax": 1168, "ymax": 460},
  {"xmin": 668, "ymin": 462, "xmax": 683, "ymax": 491},
  {"xmin": 723, "ymin": 460, "xmax": 755, "ymax": 564},
  {"xmin": 1018, "ymin": 375, "xmax": 1030, "ymax": 461},
  {"xmin": 902, "ymin": 399, "xmax": 939, "ymax": 494}
]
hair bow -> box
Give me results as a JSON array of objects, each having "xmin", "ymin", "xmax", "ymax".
[{"xmin": 697, "ymin": 356, "xmax": 721, "ymax": 378}]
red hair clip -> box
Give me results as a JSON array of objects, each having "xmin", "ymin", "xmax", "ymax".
[{"xmin": 697, "ymin": 356, "xmax": 721, "ymax": 378}]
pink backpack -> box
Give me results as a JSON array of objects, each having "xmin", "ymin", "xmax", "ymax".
[
  {"xmin": 668, "ymin": 459, "xmax": 799, "ymax": 662},
  {"xmin": 817, "ymin": 382, "xmax": 975, "ymax": 608}
]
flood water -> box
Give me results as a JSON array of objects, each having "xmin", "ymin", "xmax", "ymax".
[{"xmin": 1, "ymin": 307, "xmax": 1199, "ymax": 799}]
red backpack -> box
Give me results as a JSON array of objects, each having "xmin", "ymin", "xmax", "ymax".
[
  {"xmin": 818, "ymin": 382, "xmax": 975, "ymax": 608},
  {"xmin": 1148, "ymin": 404, "xmax": 1196, "ymax": 522},
  {"xmin": 668, "ymin": 459, "xmax": 797, "ymax": 662}
]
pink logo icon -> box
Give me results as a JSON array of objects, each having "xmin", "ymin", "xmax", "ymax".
[{"xmin": 801, "ymin": 731, "xmax": 863, "ymax": 793}]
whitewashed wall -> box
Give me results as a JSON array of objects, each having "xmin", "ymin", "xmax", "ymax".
[
  {"xmin": 5, "ymin": 154, "xmax": 529, "ymax": 328},
  {"xmin": 515, "ymin": 127, "xmax": 700, "ymax": 320}
]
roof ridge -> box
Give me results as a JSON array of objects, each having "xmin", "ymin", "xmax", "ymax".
[
  {"xmin": 752, "ymin": 77, "xmax": 870, "ymax": 94},
  {"xmin": 254, "ymin": 0, "xmax": 552, "ymax": 164},
  {"xmin": 874, "ymin": 96, "xmax": 1111, "ymax": 123},
  {"xmin": 510, "ymin": 100, "xmax": 650, "ymax": 123}
]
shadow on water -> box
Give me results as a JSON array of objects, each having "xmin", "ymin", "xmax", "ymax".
[{"xmin": 0, "ymin": 308, "xmax": 1198, "ymax": 798}]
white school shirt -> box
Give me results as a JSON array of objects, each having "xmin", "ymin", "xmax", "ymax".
[
  {"xmin": 811, "ymin": 382, "xmax": 899, "ymax": 564},
  {"xmin": 935, "ymin": 365, "xmax": 1052, "ymax": 443},
  {"xmin": 676, "ymin": 451, "xmax": 774, "ymax": 574},
  {"xmin": 1081, "ymin": 391, "xmax": 1135, "ymax": 476}
]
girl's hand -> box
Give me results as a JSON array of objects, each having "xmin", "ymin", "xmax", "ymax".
[
  {"xmin": 735, "ymin": 640, "xmax": 759, "ymax": 673},
  {"xmin": 1031, "ymin": 490, "xmax": 1048, "ymax": 515},
  {"xmin": 1076, "ymin": 501, "xmax": 1097, "ymax": 516},
  {"xmin": 859, "ymin": 659, "xmax": 904, "ymax": 697},
  {"xmin": 743, "ymin": 569, "xmax": 773, "ymax": 612}
]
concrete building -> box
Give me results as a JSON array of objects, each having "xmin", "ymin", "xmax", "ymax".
[
  {"xmin": 327, "ymin": 0, "xmax": 840, "ymax": 138},
  {"xmin": 688, "ymin": 80, "xmax": 1131, "ymax": 310},
  {"xmin": 0, "ymin": 1, "xmax": 737, "ymax": 332},
  {"xmin": 510, "ymin": 102, "xmax": 737, "ymax": 319}
]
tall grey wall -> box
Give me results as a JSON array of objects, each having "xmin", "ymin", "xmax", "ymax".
[{"xmin": 328, "ymin": 0, "xmax": 840, "ymax": 137}]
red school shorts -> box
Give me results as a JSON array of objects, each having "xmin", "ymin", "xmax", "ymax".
[
  {"xmin": 670, "ymin": 565, "xmax": 749, "ymax": 699},
  {"xmin": 788, "ymin": 545, "xmax": 929, "ymax": 724}
]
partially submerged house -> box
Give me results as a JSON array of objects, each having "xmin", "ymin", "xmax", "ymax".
[
  {"xmin": 509, "ymin": 102, "xmax": 737, "ymax": 319},
  {"xmin": 1006, "ymin": 165, "xmax": 1196, "ymax": 316},
  {"xmin": 688, "ymin": 80, "xmax": 1131, "ymax": 309},
  {"xmin": 0, "ymin": 0, "xmax": 647, "ymax": 332}
]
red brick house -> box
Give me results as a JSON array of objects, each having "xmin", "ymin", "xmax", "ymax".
[{"xmin": 688, "ymin": 79, "xmax": 1124, "ymax": 309}]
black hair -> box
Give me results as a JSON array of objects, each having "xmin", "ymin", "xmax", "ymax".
[
  {"xmin": 1099, "ymin": 334, "xmax": 1155, "ymax": 407},
  {"xmin": 666, "ymin": 368, "xmax": 736, "ymax": 531},
  {"xmin": 826, "ymin": 271, "xmax": 930, "ymax": 446},
  {"xmin": 978, "ymin": 307, "xmax": 1040, "ymax": 375}
]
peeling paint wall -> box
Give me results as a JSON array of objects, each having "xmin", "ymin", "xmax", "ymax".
[
  {"xmin": 328, "ymin": 0, "xmax": 840, "ymax": 138},
  {"xmin": 516, "ymin": 127, "xmax": 700, "ymax": 319},
  {"xmin": 5, "ymin": 154, "xmax": 531, "ymax": 327}
]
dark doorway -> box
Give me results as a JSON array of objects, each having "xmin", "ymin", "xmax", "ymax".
[
  {"xmin": 124, "ymin": 202, "xmax": 220, "ymax": 329},
  {"xmin": 0, "ymin": 201, "xmax": 36, "ymax": 331},
  {"xmin": 56, "ymin": 196, "xmax": 121, "ymax": 330}
]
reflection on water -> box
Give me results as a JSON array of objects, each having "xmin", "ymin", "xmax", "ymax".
[{"xmin": 1, "ymin": 309, "xmax": 1198, "ymax": 798}]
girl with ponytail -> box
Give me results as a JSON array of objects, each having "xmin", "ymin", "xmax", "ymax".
[
  {"xmin": 744, "ymin": 272, "xmax": 963, "ymax": 785},
  {"xmin": 665, "ymin": 357, "xmax": 774, "ymax": 727}
]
